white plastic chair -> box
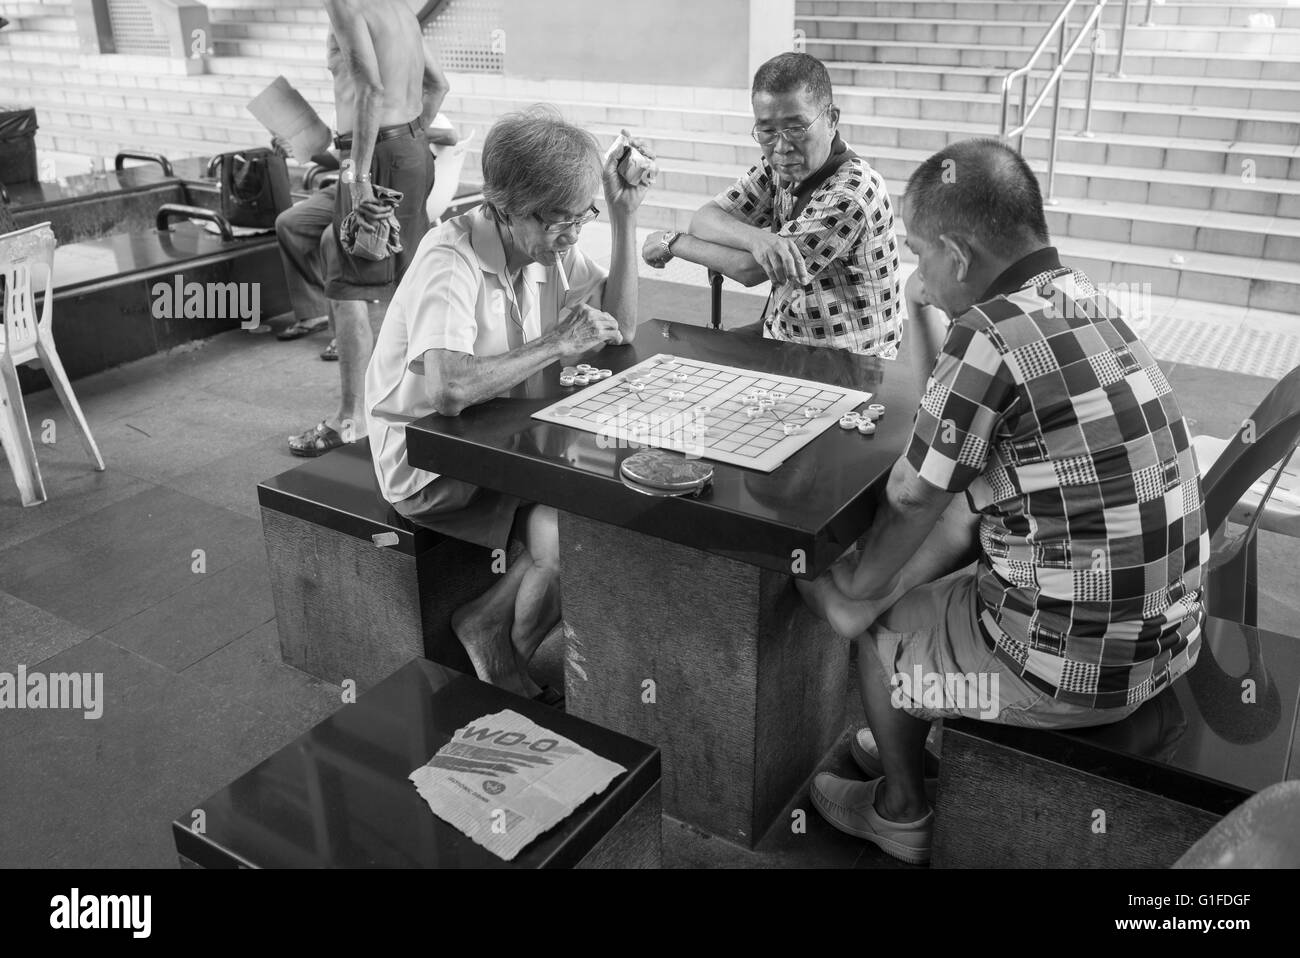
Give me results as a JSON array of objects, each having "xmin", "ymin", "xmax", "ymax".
[
  {"xmin": 426, "ymin": 127, "xmax": 475, "ymax": 226},
  {"xmin": 0, "ymin": 222, "xmax": 105, "ymax": 506}
]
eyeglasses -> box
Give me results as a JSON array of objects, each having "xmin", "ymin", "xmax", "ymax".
[
  {"xmin": 535, "ymin": 205, "xmax": 601, "ymax": 234},
  {"xmin": 751, "ymin": 103, "xmax": 832, "ymax": 147}
]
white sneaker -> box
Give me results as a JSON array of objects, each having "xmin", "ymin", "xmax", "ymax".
[
  {"xmin": 811, "ymin": 774, "xmax": 933, "ymax": 865},
  {"xmin": 850, "ymin": 727, "xmax": 941, "ymax": 779}
]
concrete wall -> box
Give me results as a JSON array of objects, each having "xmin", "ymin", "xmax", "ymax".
[{"xmin": 503, "ymin": 0, "xmax": 794, "ymax": 88}]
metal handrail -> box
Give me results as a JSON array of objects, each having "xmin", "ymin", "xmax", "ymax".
[
  {"xmin": 998, "ymin": 0, "xmax": 1109, "ymax": 204},
  {"xmin": 1114, "ymin": 0, "xmax": 1158, "ymax": 79}
]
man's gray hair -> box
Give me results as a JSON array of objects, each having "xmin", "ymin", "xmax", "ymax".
[{"xmin": 481, "ymin": 105, "xmax": 602, "ymax": 221}]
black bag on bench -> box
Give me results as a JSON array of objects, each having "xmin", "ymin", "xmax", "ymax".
[{"xmin": 210, "ymin": 148, "xmax": 291, "ymax": 229}]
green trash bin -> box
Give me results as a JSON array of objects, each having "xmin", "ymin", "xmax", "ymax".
[{"xmin": 0, "ymin": 106, "xmax": 39, "ymax": 186}]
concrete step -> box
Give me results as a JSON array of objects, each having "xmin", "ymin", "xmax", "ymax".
[
  {"xmin": 812, "ymin": 41, "xmax": 1300, "ymax": 80},
  {"xmin": 207, "ymin": 4, "xmax": 328, "ymax": 25},
  {"xmin": 797, "ymin": 16, "xmax": 1300, "ymax": 55},
  {"xmin": 0, "ymin": 60, "xmax": 334, "ymax": 104},
  {"xmin": 797, "ymin": 1, "xmax": 1300, "ymax": 29},
  {"xmin": 826, "ymin": 61, "xmax": 1300, "ymax": 111},
  {"xmin": 0, "ymin": 28, "xmax": 80, "ymax": 49},
  {"xmin": 208, "ymin": 19, "xmax": 327, "ymax": 43}
]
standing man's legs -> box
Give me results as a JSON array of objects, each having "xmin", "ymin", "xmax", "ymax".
[
  {"xmin": 274, "ymin": 186, "xmax": 335, "ymax": 339},
  {"xmin": 289, "ymin": 135, "xmax": 433, "ymax": 456}
]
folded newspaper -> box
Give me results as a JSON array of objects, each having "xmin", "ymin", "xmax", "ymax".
[{"xmin": 411, "ymin": 709, "xmax": 627, "ymax": 861}]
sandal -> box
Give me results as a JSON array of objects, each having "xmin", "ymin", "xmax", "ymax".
[
  {"xmin": 277, "ymin": 316, "xmax": 329, "ymax": 340},
  {"xmin": 320, "ymin": 338, "xmax": 339, "ymax": 361},
  {"xmin": 288, "ymin": 420, "xmax": 347, "ymax": 458}
]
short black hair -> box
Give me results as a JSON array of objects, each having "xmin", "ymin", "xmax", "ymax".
[
  {"xmin": 904, "ymin": 138, "xmax": 1050, "ymax": 250},
  {"xmin": 752, "ymin": 52, "xmax": 833, "ymax": 108}
]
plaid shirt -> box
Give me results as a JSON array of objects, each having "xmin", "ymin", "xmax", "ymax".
[
  {"xmin": 906, "ymin": 248, "xmax": 1207, "ymax": 708},
  {"xmin": 712, "ymin": 136, "xmax": 905, "ymax": 355}
]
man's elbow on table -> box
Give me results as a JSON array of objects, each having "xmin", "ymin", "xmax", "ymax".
[{"xmin": 428, "ymin": 381, "xmax": 467, "ymax": 417}]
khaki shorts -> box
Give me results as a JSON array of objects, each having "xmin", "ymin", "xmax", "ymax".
[{"xmin": 865, "ymin": 573, "xmax": 1143, "ymax": 729}]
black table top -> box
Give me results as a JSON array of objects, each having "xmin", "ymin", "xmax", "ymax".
[
  {"xmin": 406, "ymin": 321, "xmax": 922, "ymax": 578},
  {"xmin": 172, "ymin": 659, "xmax": 660, "ymax": 868},
  {"xmin": 948, "ymin": 615, "xmax": 1300, "ymax": 815},
  {"xmin": 48, "ymin": 222, "xmax": 278, "ymax": 297}
]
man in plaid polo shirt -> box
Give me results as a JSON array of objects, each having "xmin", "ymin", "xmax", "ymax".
[
  {"xmin": 798, "ymin": 138, "xmax": 1208, "ymax": 864},
  {"xmin": 641, "ymin": 53, "xmax": 905, "ymax": 356}
]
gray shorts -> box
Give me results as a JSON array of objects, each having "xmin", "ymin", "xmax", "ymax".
[
  {"xmin": 865, "ymin": 573, "xmax": 1143, "ymax": 729},
  {"xmin": 393, "ymin": 476, "xmax": 524, "ymax": 553}
]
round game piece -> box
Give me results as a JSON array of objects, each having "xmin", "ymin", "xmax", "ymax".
[
  {"xmin": 553, "ymin": 406, "xmax": 572, "ymax": 417},
  {"xmin": 628, "ymin": 379, "xmax": 645, "ymax": 392},
  {"xmin": 745, "ymin": 406, "xmax": 761, "ymax": 420},
  {"xmin": 562, "ymin": 366, "xmax": 578, "ymax": 376},
  {"xmin": 857, "ymin": 419, "xmax": 877, "ymax": 435},
  {"xmin": 770, "ymin": 392, "xmax": 786, "ymax": 402},
  {"xmin": 667, "ymin": 390, "xmax": 686, "ymax": 401},
  {"xmin": 782, "ymin": 422, "xmax": 803, "ymax": 436},
  {"xmin": 573, "ymin": 374, "xmax": 590, "ymax": 386},
  {"xmin": 598, "ymin": 369, "xmax": 613, "ymax": 379},
  {"xmin": 671, "ymin": 372, "xmax": 689, "ymax": 382},
  {"xmin": 696, "ymin": 404, "xmax": 712, "ymax": 416},
  {"xmin": 803, "ymin": 405, "xmax": 823, "ymax": 419},
  {"xmin": 867, "ymin": 403, "xmax": 886, "ymax": 420},
  {"xmin": 839, "ymin": 413, "xmax": 861, "ymax": 430},
  {"xmin": 577, "ymin": 364, "xmax": 595, "ymax": 373},
  {"xmin": 758, "ymin": 398, "xmax": 775, "ymax": 410},
  {"xmin": 559, "ymin": 374, "xmax": 576, "ymax": 387}
]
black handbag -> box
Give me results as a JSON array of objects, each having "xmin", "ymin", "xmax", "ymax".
[{"xmin": 210, "ymin": 148, "xmax": 291, "ymax": 229}]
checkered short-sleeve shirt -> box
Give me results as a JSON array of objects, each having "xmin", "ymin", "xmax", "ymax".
[
  {"xmin": 713, "ymin": 150, "xmax": 905, "ymax": 356},
  {"xmin": 906, "ymin": 253, "xmax": 1208, "ymax": 708}
]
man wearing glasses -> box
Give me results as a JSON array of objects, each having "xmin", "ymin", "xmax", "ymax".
[
  {"xmin": 644, "ymin": 52, "xmax": 905, "ymax": 356},
  {"xmin": 364, "ymin": 107, "xmax": 651, "ymax": 698}
]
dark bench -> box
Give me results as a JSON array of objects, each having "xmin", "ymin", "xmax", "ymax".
[
  {"xmin": 172, "ymin": 658, "xmax": 662, "ymax": 868},
  {"xmin": 258, "ymin": 441, "xmax": 498, "ymax": 690},
  {"xmin": 931, "ymin": 614, "xmax": 1300, "ymax": 868}
]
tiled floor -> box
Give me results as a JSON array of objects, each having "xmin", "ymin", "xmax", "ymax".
[{"xmin": 0, "ymin": 276, "xmax": 1295, "ymax": 868}]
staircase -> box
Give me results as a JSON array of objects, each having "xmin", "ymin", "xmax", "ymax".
[{"xmin": 0, "ymin": 0, "xmax": 1297, "ymax": 315}]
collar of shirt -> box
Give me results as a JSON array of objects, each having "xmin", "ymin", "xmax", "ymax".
[
  {"xmin": 468, "ymin": 207, "xmax": 551, "ymax": 287},
  {"xmin": 468, "ymin": 207, "xmax": 552, "ymax": 341},
  {"xmin": 978, "ymin": 245, "xmax": 1064, "ymax": 302}
]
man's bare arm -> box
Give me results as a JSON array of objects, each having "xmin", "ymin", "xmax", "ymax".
[
  {"xmin": 834, "ymin": 457, "xmax": 956, "ymax": 601},
  {"xmin": 324, "ymin": 0, "xmax": 383, "ymax": 199},
  {"xmin": 419, "ymin": 40, "xmax": 451, "ymax": 131},
  {"xmin": 644, "ymin": 232, "xmax": 768, "ymax": 287},
  {"xmin": 686, "ymin": 201, "xmax": 809, "ymax": 285}
]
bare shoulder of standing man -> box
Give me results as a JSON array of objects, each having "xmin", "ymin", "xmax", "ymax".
[
  {"xmin": 289, "ymin": 0, "xmax": 445, "ymax": 457},
  {"xmin": 642, "ymin": 52, "xmax": 905, "ymax": 357}
]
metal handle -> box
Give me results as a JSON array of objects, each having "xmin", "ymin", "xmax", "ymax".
[
  {"xmin": 114, "ymin": 151, "xmax": 175, "ymax": 177},
  {"xmin": 156, "ymin": 203, "xmax": 234, "ymax": 242},
  {"xmin": 205, "ymin": 154, "xmax": 222, "ymax": 179},
  {"xmin": 303, "ymin": 163, "xmax": 340, "ymax": 191}
]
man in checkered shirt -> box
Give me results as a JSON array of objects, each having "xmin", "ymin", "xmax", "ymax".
[
  {"xmin": 641, "ymin": 53, "xmax": 905, "ymax": 356},
  {"xmin": 798, "ymin": 138, "xmax": 1208, "ymax": 865}
]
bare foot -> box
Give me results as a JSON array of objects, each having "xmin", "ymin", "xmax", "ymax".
[
  {"xmin": 451, "ymin": 604, "xmax": 532, "ymax": 697},
  {"xmin": 795, "ymin": 574, "xmax": 880, "ymax": 639}
]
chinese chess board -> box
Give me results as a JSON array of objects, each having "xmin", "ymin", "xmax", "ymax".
[{"xmin": 532, "ymin": 354, "xmax": 873, "ymax": 473}]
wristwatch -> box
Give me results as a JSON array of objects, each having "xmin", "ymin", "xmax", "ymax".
[{"xmin": 660, "ymin": 230, "xmax": 681, "ymax": 263}]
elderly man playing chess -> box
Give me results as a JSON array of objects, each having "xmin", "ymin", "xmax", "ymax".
[
  {"xmin": 364, "ymin": 106, "xmax": 653, "ymax": 700},
  {"xmin": 798, "ymin": 138, "xmax": 1208, "ymax": 865}
]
